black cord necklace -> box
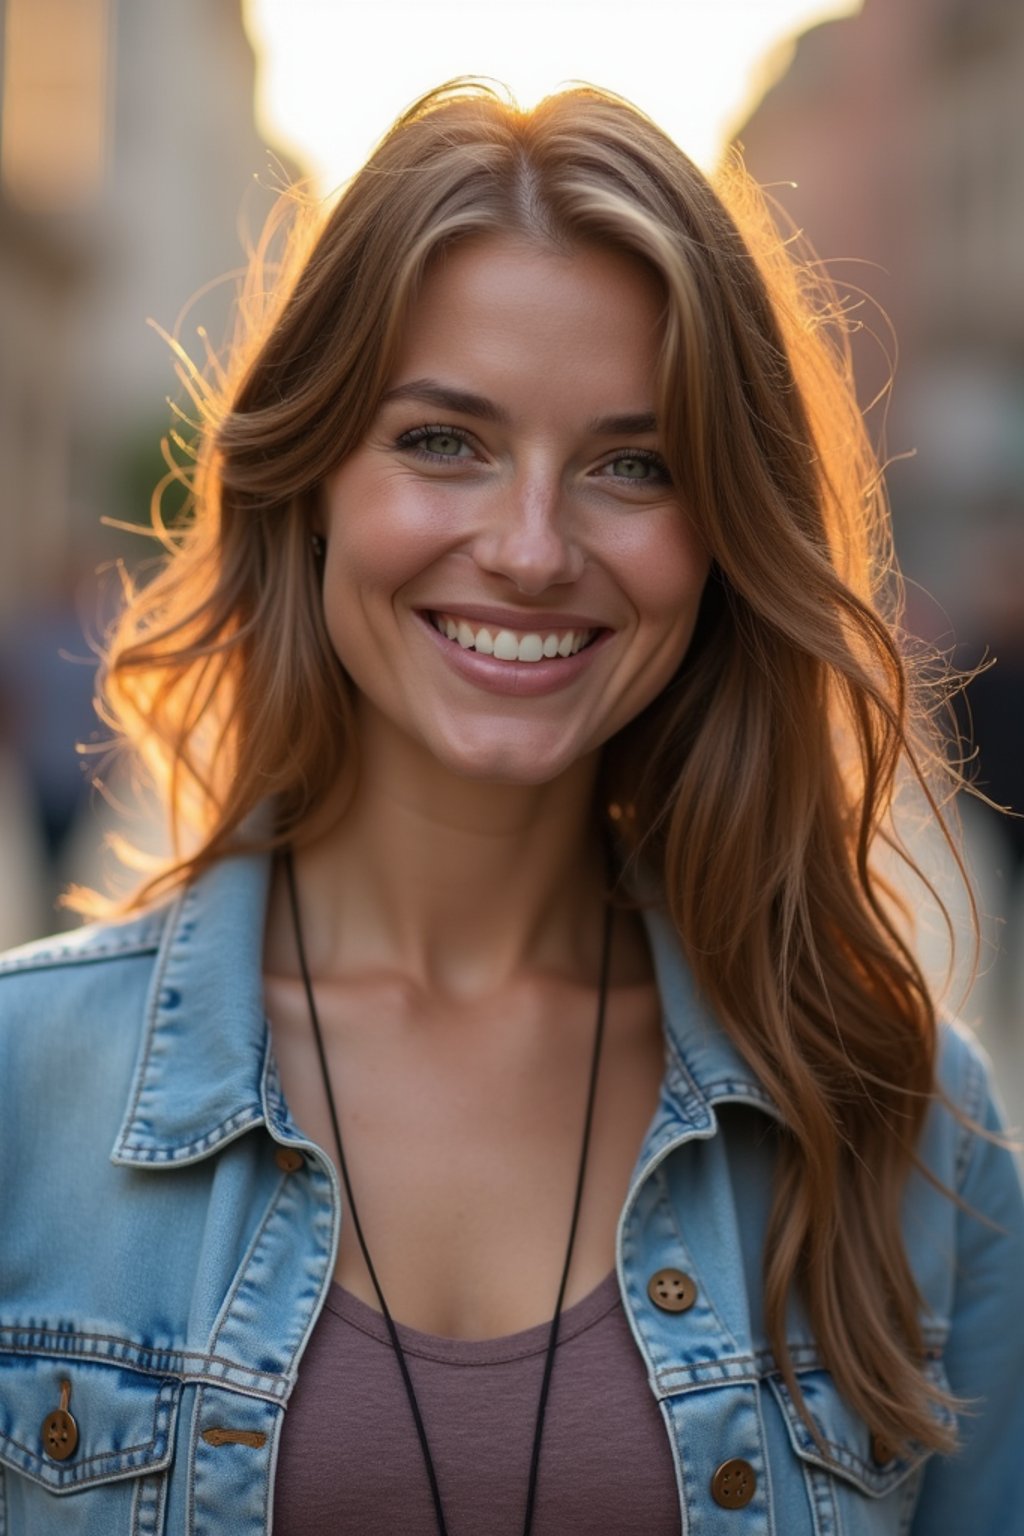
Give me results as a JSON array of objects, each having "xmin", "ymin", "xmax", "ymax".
[{"xmin": 283, "ymin": 848, "xmax": 613, "ymax": 1536}]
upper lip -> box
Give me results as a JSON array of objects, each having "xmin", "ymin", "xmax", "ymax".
[{"xmin": 419, "ymin": 604, "xmax": 608, "ymax": 631}]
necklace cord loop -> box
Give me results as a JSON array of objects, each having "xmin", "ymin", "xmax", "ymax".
[{"xmin": 283, "ymin": 848, "xmax": 613, "ymax": 1536}]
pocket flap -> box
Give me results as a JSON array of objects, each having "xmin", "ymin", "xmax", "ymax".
[
  {"xmin": 0, "ymin": 1351, "xmax": 179, "ymax": 1493},
  {"xmin": 767, "ymin": 1364, "xmax": 952, "ymax": 1498}
]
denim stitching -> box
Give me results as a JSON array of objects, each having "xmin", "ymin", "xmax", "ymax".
[
  {"xmin": 0, "ymin": 1328, "xmax": 271, "ymax": 1371},
  {"xmin": 186, "ymin": 1382, "xmax": 203, "ymax": 1535},
  {"xmin": 897, "ymin": 1464, "xmax": 926, "ymax": 1536},
  {"xmin": 117, "ymin": 887, "xmax": 192, "ymax": 1147},
  {"xmin": 655, "ymin": 1363, "xmax": 761, "ymax": 1392},
  {"xmin": 703, "ymin": 1078, "xmax": 780, "ymax": 1114},
  {"xmin": 657, "ymin": 1396, "xmax": 689, "ymax": 1536},
  {"xmin": 130, "ymin": 1466, "xmax": 168, "ymax": 1535},
  {"xmin": 954, "ymin": 1047, "xmax": 986, "ymax": 1194},
  {"xmin": 0, "ymin": 1336, "xmax": 288, "ymax": 1399},
  {"xmin": 204, "ymin": 1171, "xmax": 293, "ymax": 1362},
  {"xmin": 804, "ymin": 1462, "xmax": 837, "ymax": 1536},
  {"xmin": 263, "ymin": 1406, "xmax": 285, "ymax": 1536},
  {"xmin": 0, "ymin": 1378, "xmax": 175, "ymax": 1469},
  {"xmin": 0, "ymin": 932, "xmax": 163, "ymax": 976},
  {"xmin": 0, "ymin": 1384, "xmax": 178, "ymax": 1495},
  {"xmin": 116, "ymin": 1107, "xmax": 265, "ymax": 1161},
  {"xmin": 754, "ymin": 1372, "xmax": 778, "ymax": 1536},
  {"xmin": 768, "ymin": 1375, "xmax": 927, "ymax": 1486},
  {"xmin": 660, "ymin": 1032, "xmax": 714, "ymax": 1126},
  {"xmin": 657, "ymin": 1160, "xmax": 735, "ymax": 1344},
  {"xmin": 257, "ymin": 1404, "xmax": 276, "ymax": 1536}
]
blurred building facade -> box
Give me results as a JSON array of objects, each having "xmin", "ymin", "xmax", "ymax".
[
  {"xmin": 733, "ymin": 0, "xmax": 1024, "ymax": 642},
  {"xmin": 1, "ymin": 0, "xmax": 285, "ymax": 581},
  {"xmin": 733, "ymin": 0, "xmax": 1024, "ymax": 1110},
  {"xmin": 0, "ymin": 0, "xmax": 289, "ymax": 938}
]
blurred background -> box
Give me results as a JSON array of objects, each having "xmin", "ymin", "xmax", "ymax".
[{"xmin": 0, "ymin": 0, "xmax": 1021, "ymax": 1121}]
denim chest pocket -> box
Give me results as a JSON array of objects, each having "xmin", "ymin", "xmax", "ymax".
[
  {"xmin": 0, "ymin": 1349, "xmax": 180, "ymax": 1534},
  {"xmin": 768, "ymin": 1363, "xmax": 953, "ymax": 1536}
]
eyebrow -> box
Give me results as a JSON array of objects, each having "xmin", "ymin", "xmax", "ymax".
[{"xmin": 379, "ymin": 378, "xmax": 658, "ymax": 438}]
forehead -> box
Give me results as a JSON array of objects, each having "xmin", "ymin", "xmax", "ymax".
[{"xmin": 387, "ymin": 235, "xmax": 666, "ymax": 416}]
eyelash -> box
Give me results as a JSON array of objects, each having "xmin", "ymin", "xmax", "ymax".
[
  {"xmin": 601, "ymin": 446, "xmax": 672, "ymax": 485},
  {"xmin": 395, "ymin": 424, "xmax": 475, "ymax": 464},
  {"xmin": 394, "ymin": 424, "xmax": 672, "ymax": 483}
]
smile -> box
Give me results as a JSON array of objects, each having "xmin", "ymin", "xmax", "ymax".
[{"xmin": 429, "ymin": 611, "xmax": 597, "ymax": 663}]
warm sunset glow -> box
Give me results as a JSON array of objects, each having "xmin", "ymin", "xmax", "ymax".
[{"xmin": 243, "ymin": 0, "xmax": 861, "ymax": 193}]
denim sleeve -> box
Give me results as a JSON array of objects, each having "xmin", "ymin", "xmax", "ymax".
[{"xmin": 911, "ymin": 1044, "xmax": 1024, "ymax": 1536}]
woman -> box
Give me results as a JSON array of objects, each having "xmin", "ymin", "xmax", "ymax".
[{"xmin": 0, "ymin": 81, "xmax": 1020, "ymax": 1535}]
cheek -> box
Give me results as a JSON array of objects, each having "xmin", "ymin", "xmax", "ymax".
[
  {"xmin": 598, "ymin": 521, "xmax": 710, "ymax": 739},
  {"xmin": 321, "ymin": 493, "xmax": 413, "ymax": 639},
  {"xmin": 626, "ymin": 516, "xmax": 711, "ymax": 637},
  {"xmin": 322, "ymin": 462, "xmax": 470, "ymax": 596}
]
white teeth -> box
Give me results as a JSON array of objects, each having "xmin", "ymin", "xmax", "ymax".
[
  {"xmin": 432, "ymin": 613, "xmax": 594, "ymax": 662},
  {"xmin": 492, "ymin": 629, "xmax": 519, "ymax": 661}
]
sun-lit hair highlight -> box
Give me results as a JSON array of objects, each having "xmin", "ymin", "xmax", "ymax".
[{"xmin": 78, "ymin": 78, "xmax": 975, "ymax": 1460}]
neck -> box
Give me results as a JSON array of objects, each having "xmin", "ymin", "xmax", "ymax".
[{"xmin": 267, "ymin": 714, "xmax": 608, "ymax": 1000}]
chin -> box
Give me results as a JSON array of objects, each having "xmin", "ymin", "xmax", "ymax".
[{"xmin": 431, "ymin": 733, "xmax": 584, "ymax": 788}]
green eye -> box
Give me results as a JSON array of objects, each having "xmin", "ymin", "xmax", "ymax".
[
  {"xmin": 613, "ymin": 456, "xmax": 651, "ymax": 479},
  {"xmin": 423, "ymin": 431, "xmax": 464, "ymax": 456},
  {"xmin": 395, "ymin": 424, "xmax": 477, "ymax": 464},
  {"xmin": 602, "ymin": 451, "xmax": 670, "ymax": 485}
]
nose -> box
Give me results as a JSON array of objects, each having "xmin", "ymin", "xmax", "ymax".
[{"xmin": 472, "ymin": 477, "xmax": 585, "ymax": 595}]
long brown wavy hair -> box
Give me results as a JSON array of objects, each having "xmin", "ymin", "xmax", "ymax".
[{"xmin": 85, "ymin": 80, "xmax": 970, "ymax": 1458}]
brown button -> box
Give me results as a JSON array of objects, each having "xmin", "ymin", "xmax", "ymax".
[
  {"xmin": 647, "ymin": 1268, "xmax": 697, "ymax": 1312},
  {"xmin": 42, "ymin": 1380, "xmax": 78, "ymax": 1461},
  {"xmin": 871, "ymin": 1433, "xmax": 896, "ymax": 1466},
  {"xmin": 275, "ymin": 1147, "xmax": 304, "ymax": 1173},
  {"xmin": 711, "ymin": 1458, "xmax": 756, "ymax": 1509}
]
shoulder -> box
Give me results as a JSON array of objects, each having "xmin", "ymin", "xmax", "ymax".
[
  {"xmin": 934, "ymin": 1015, "xmax": 997, "ymax": 1117},
  {"xmin": 0, "ymin": 908, "xmax": 180, "ymax": 1181},
  {"xmin": 0, "ymin": 908, "xmax": 169, "ymax": 980},
  {"xmin": 906, "ymin": 1014, "xmax": 1024, "ymax": 1329},
  {"xmin": 925, "ymin": 1017, "xmax": 1019, "ymax": 1197},
  {"xmin": 912, "ymin": 1027, "xmax": 1024, "ymax": 1527},
  {"xmin": 0, "ymin": 904, "xmax": 174, "ymax": 1069}
]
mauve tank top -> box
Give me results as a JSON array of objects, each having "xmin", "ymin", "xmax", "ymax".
[{"xmin": 272, "ymin": 1270, "xmax": 681, "ymax": 1534}]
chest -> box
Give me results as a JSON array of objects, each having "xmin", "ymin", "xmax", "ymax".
[
  {"xmin": 1, "ymin": 1008, "xmax": 942, "ymax": 1536},
  {"xmin": 265, "ymin": 971, "xmax": 665, "ymax": 1338}
]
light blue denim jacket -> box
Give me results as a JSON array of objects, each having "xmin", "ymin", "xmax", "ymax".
[{"xmin": 1, "ymin": 848, "xmax": 1022, "ymax": 1535}]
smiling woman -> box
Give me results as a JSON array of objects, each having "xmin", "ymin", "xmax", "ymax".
[
  {"xmin": 0, "ymin": 80, "xmax": 1021, "ymax": 1536},
  {"xmin": 317, "ymin": 238, "xmax": 708, "ymax": 782}
]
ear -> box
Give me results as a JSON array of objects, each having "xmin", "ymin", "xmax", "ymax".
[{"xmin": 307, "ymin": 483, "xmax": 327, "ymax": 556}]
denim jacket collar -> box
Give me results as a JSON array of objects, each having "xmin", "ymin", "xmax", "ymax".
[
  {"xmin": 110, "ymin": 850, "xmax": 778, "ymax": 1167},
  {"xmin": 111, "ymin": 852, "xmax": 274, "ymax": 1166}
]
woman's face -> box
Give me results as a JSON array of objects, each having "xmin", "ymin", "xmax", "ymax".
[{"xmin": 319, "ymin": 234, "xmax": 710, "ymax": 786}]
